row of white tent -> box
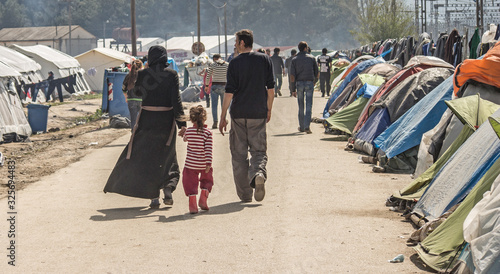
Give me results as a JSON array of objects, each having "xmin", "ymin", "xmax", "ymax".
[{"xmin": 0, "ymin": 44, "xmax": 93, "ymax": 142}]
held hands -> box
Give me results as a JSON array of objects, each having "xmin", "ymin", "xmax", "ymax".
[{"xmin": 292, "ymin": 91, "xmax": 297, "ymax": 98}]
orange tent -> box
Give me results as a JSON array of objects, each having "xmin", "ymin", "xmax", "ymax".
[{"xmin": 454, "ymin": 41, "xmax": 500, "ymax": 96}]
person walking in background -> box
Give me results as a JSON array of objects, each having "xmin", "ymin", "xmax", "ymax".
[
  {"xmin": 289, "ymin": 41, "xmax": 319, "ymax": 134},
  {"xmin": 265, "ymin": 48, "xmax": 271, "ymax": 57},
  {"xmin": 317, "ymin": 48, "xmax": 332, "ymax": 97},
  {"xmin": 104, "ymin": 45, "xmax": 187, "ymax": 209},
  {"xmin": 45, "ymin": 71, "xmax": 55, "ymax": 102},
  {"xmin": 182, "ymin": 105, "xmax": 213, "ymax": 214},
  {"xmin": 270, "ymin": 47, "xmax": 285, "ymax": 97},
  {"xmin": 219, "ymin": 29, "xmax": 275, "ymax": 203},
  {"xmin": 227, "ymin": 47, "xmax": 239, "ymax": 62},
  {"xmin": 206, "ymin": 54, "xmax": 228, "ymax": 129},
  {"xmin": 122, "ymin": 59, "xmax": 144, "ymax": 130},
  {"xmin": 285, "ymin": 49, "xmax": 297, "ymax": 97}
]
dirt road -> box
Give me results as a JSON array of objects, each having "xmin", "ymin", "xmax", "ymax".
[{"xmin": 0, "ymin": 84, "xmax": 432, "ymax": 272}]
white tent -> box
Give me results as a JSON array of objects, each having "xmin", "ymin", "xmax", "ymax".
[
  {"xmin": 10, "ymin": 44, "xmax": 91, "ymax": 94},
  {"xmin": 0, "ymin": 62, "xmax": 31, "ymax": 142},
  {"xmin": 76, "ymin": 48, "xmax": 135, "ymax": 93},
  {"xmin": 0, "ymin": 45, "xmax": 44, "ymax": 83}
]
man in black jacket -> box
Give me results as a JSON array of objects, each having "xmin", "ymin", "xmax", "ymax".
[{"xmin": 219, "ymin": 29, "xmax": 275, "ymax": 203}]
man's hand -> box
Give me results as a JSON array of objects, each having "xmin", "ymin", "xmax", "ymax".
[
  {"xmin": 178, "ymin": 126, "xmax": 187, "ymax": 137},
  {"xmin": 219, "ymin": 119, "xmax": 228, "ymax": 136},
  {"xmin": 292, "ymin": 91, "xmax": 297, "ymax": 98},
  {"xmin": 267, "ymin": 110, "xmax": 272, "ymax": 123},
  {"xmin": 205, "ymin": 165, "xmax": 211, "ymax": 173}
]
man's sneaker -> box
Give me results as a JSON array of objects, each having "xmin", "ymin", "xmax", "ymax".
[
  {"xmin": 212, "ymin": 122, "xmax": 218, "ymax": 129},
  {"xmin": 254, "ymin": 174, "xmax": 266, "ymax": 202},
  {"xmin": 298, "ymin": 127, "xmax": 305, "ymax": 132},
  {"xmin": 305, "ymin": 128, "xmax": 312, "ymax": 134}
]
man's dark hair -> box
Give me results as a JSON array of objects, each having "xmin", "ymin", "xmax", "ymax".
[
  {"xmin": 274, "ymin": 47, "xmax": 280, "ymax": 54},
  {"xmin": 322, "ymin": 48, "xmax": 328, "ymax": 54},
  {"xmin": 291, "ymin": 49, "xmax": 297, "ymax": 55},
  {"xmin": 298, "ymin": 41, "xmax": 308, "ymax": 52},
  {"xmin": 257, "ymin": 48, "xmax": 265, "ymax": 53},
  {"xmin": 213, "ymin": 54, "xmax": 221, "ymax": 60},
  {"xmin": 235, "ymin": 29, "xmax": 253, "ymax": 48}
]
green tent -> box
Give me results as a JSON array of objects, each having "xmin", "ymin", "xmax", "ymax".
[
  {"xmin": 325, "ymin": 76, "xmax": 384, "ymax": 135},
  {"xmin": 414, "ymin": 150, "xmax": 500, "ymax": 272},
  {"xmin": 393, "ymin": 95, "xmax": 500, "ymax": 201}
]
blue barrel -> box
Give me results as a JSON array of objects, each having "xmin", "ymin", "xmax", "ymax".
[
  {"xmin": 102, "ymin": 70, "xmax": 130, "ymax": 119},
  {"xmin": 27, "ymin": 104, "xmax": 51, "ymax": 133}
]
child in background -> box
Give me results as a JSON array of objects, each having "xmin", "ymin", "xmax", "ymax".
[{"xmin": 182, "ymin": 105, "xmax": 213, "ymax": 214}]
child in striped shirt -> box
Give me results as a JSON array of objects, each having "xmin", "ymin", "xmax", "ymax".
[{"xmin": 182, "ymin": 105, "xmax": 213, "ymax": 214}]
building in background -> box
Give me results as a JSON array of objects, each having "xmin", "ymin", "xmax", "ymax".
[{"xmin": 0, "ymin": 25, "xmax": 97, "ymax": 57}]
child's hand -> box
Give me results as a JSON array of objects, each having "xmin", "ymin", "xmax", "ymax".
[{"xmin": 205, "ymin": 165, "xmax": 211, "ymax": 173}]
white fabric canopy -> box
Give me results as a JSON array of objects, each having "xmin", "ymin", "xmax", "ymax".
[
  {"xmin": 463, "ymin": 174, "xmax": 500, "ymax": 274},
  {"xmin": 11, "ymin": 44, "xmax": 81, "ymax": 69}
]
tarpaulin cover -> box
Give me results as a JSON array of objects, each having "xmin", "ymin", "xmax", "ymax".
[
  {"xmin": 323, "ymin": 57, "xmax": 384, "ymax": 118},
  {"xmin": 412, "ymin": 108, "xmax": 500, "ymax": 221},
  {"xmin": 326, "ymin": 84, "xmax": 379, "ymax": 135},
  {"xmin": 353, "ymin": 107, "xmax": 391, "ymax": 155},
  {"xmin": 414, "ymin": 158, "xmax": 500, "ymax": 272},
  {"xmin": 354, "ymin": 56, "xmax": 453, "ymax": 133},
  {"xmin": 370, "ymin": 67, "xmax": 454, "ymax": 123},
  {"xmin": 374, "ymin": 77, "xmax": 454, "ymax": 158},
  {"xmin": 393, "ymin": 95, "xmax": 500, "ymax": 201},
  {"xmin": 463, "ymin": 173, "xmax": 500, "ymax": 273},
  {"xmin": 454, "ymin": 41, "xmax": 500, "ymax": 95}
]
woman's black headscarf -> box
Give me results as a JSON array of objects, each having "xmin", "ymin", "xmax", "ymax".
[{"xmin": 147, "ymin": 45, "xmax": 168, "ymax": 67}]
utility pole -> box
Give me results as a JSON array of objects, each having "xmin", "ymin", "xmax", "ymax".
[
  {"xmin": 476, "ymin": 0, "xmax": 484, "ymax": 35},
  {"xmin": 415, "ymin": 0, "xmax": 419, "ymax": 35},
  {"xmin": 131, "ymin": 0, "xmax": 137, "ymax": 56},
  {"xmin": 197, "ymin": 0, "xmax": 201, "ymax": 54},
  {"xmin": 420, "ymin": 0, "xmax": 427, "ymax": 33},
  {"xmin": 62, "ymin": 0, "xmax": 72, "ymax": 55},
  {"xmin": 218, "ymin": 17, "xmax": 221, "ymax": 55},
  {"xmin": 224, "ymin": 3, "xmax": 227, "ymax": 60}
]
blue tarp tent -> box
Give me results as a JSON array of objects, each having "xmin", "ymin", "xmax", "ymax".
[
  {"xmin": 323, "ymin": 57, "xmax": 385, "ymax": 118},
  {"xmin": 412, "ymin": 108, "xmax": 500, "ymax": 221},
  {"xmin": 374, "ymin": 77, "xmax": 454, "ymax": 158}
]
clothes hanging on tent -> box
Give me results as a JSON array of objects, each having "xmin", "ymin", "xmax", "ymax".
[
  {"xmin": 469, "ymin": 29, "xmax": 481, "ymax": 59},
  {"xmin": 444, "ymin": 29, "xmax": 461, "ymax": 65}
]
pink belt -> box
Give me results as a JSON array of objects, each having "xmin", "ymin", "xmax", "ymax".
[{"xmin": 126, "ymin": 106, "xmax": 175, "ymax": 159}]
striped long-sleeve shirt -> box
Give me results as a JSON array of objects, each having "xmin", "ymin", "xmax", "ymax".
[
  {"xmin": 183, "ymin": 125, "xmax": 213, "ymax": 170},
  {"xmin": 206, "ymin": 59, "xmax": 228, "ymax": 84}
]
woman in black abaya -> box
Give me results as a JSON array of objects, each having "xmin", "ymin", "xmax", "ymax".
[{"xmin": 104, "ymin": 45, "xmax": 186, "ymax": 208}]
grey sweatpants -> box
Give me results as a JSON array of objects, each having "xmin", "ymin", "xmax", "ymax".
[{"xmin": 229, "ymin": 118, "xmax": 268, "ymax": 201}]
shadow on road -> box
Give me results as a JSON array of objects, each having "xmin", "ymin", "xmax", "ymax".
[
  {"xmin": 273, "ymin": 132, "xmax": 304, "ymax": 137},
  {"xmin": 320, "ymin": 136, "xmax": 349, "ymax": 142},
  {"xmin": 157, "ymin": 202, "xmax": 261, "ymax": 223},
  {"xmin": 90, "ymin": 206, "xmax": 171, "ymax": 221}
]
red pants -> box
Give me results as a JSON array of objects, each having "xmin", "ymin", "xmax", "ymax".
[{"xmin": 182, "ymin": 167, "xmax": 214, "ymax": 196}]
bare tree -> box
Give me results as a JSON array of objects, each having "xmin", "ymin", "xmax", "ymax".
[{"xmin": 351, "ymin": 0, "xmax": 414, "ymax": 44}]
